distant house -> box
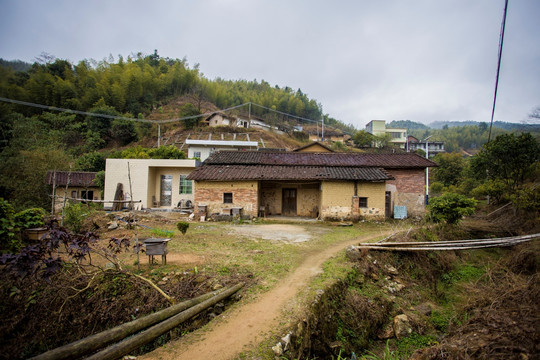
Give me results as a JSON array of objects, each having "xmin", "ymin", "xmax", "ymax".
[
  {"xmin": 46, "ymin": 171, "xmax": 102, "ymax": 211},
  {"xmin": 293, "ymin": 141, "xmax": 334, "ymax": 153},
  {"xmin": 104, "ymin": 159, "xmax": 199, "ymax": 210},
  {"xmin": 366, "ymin": 120, "xmax": 407, "ymax": 148},
  {"xmin": 407, "ymin": 136, "xmax": 445, "ymax": 156},
  {"xmin": 187, "ymin": 151, "xmax": 436, "ymax": 220},
  {"xmin": 204, "ymin": 112, "xmax": 237, "ymax": 127},
  {"xmin": 305, "ymin": 126, "xmax": 349, "ymax": 143}
]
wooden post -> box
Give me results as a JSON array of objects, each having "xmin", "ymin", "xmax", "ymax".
[
  {"xmin": 127, "ymin": 162, "xmax": 140, "ymax": 271},
  {"xmin": 50, "ymin": 170, "xmax": 56, "ymax": 215},
  {"xmin": 60, "ymin": 167, "xmax": 72, "ymax": 226}
]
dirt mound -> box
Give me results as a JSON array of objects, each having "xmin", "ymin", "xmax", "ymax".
[
  {"xmin": 412, "ymin": 244, "xmax": 540, "ymax": 360},
  {"xmin": 288, "ymin": 230, "xmax": 539, "ymax": 360}
]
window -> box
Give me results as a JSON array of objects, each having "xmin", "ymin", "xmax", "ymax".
[
  {"xmin": 81, "ymin": 190, "xmax": 94, "ymax": 200},
  {"xmin": 223, "ymin": 192, "xmax": 233, "ymax": 204},
  {"xmin": 359, "ymin": 197, "xmax": 368, "ymax": 208},
  {"xmin": 193, "ymin": 151, "xmax": 201, "ymax": 159},
  {"xmin": 179, "ymin": 175, "xmax": 192, "ymax": 194},
  {"xmin": 71, "ymin": 190, "xmax": 77, "ymax": 199},
  {"xmin": 390, "ymin": 132, "xmax": 402, "ymax": 139}
]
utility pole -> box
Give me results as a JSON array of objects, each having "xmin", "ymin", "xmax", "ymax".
[
  {"xmin": 321, "ymin": 114, "xmax": 324, "ymax": 142},
  {"xmin": 423, "ymin": 135, "xmax": 432, "ymax": 205},
  {"xmin": 157, "ymin": 123, "xmax": 161, "ymax": 147}
]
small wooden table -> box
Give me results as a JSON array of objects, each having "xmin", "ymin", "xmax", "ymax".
[{"xmin": 143, "ymin": 238, "xmax": 171, "ymax": 265}]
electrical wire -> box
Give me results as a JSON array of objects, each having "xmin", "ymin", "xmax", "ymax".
[{"xmin": 0, "ymin": 96, "xmax": 332, "ymax": 131}]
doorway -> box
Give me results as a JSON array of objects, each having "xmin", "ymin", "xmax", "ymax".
[{"xmin": 282, "ymin": 188, "xmax": 297, "ymax": 216}]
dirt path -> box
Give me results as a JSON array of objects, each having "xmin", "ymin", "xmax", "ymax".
[{"xmin": 141, "ymin": 230, "xmax": 390, "ymax": 360}]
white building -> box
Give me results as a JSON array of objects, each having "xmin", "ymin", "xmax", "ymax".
[
  {"xmin": 104, "ymin": 159, "xmax": 199, "ymax": 209},
  {"xmin": 365, "ymin": 120, "xmax": 407, "ymax": 148},
  {"xmin": 186, "ymin": 139, "xmax": 259, "ymax": 162}
]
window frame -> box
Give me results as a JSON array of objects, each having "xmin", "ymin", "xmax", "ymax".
[
  {"xmin": 179, "ymin": 175, "xmax": 193, "ymax": 194},
  {"xmin": 358, "ymin": 197, "xmax": 368, "ymax": 208},
  {"xmin": 223, "ymin": 192, "xmax": 233, "ymax": 204}
]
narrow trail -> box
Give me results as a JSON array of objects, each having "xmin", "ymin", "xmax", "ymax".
[{"xmin": 141, "ymin": 230, "xmax": 392, "ymax": 360}]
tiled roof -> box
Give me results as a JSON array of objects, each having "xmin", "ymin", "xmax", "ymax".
[
  {"xmin": 46, "ymin": 171, "xmax": 99, "ymax": 187},
  {"xmin": 202, "ymin": 151, "xmax": 437, "ymax": 168},
  {"xmin": 187, "ymin": 165, "xmax": 392, "ymax": 181}
]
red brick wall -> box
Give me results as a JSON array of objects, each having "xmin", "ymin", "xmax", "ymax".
[
  {"xmin": 386, "ymin": 169, "xmax": 425, "ymax": 193},
  {"xmin": 194, "ymin": 181, "xmax": 258, "ymax": 217}
]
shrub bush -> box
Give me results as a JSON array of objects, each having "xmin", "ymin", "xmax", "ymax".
[
  {"xmin": 63, "ymin": 203, "xmax": 92, "ymax": 233},
  {"xmin": 0, "ymin": 198, "xmax": 17, "ymax": 252},
  {"xmin": 13, "ymin": 208, "xmax": 46, "ymax": 230},
  {"xmin": 176, "ymin": 221, "xmax": 189, "ymax": 235},
  {"xmin": 428, "ymin": 193, "xmax": 477, "ymax": 225}
]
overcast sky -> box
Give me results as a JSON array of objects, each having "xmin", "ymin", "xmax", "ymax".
[{"xmin": 1, "ymin": 0, "xmax": 539, "ymax": 128}]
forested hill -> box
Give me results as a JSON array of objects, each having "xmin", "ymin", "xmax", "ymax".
[
  {"xmin": 430, "ymin": 120, "xmax": 540, "ymax": 132},
  {"xmin": 0, "ymin": 52, "xmax": 352, "ymax": 133}
]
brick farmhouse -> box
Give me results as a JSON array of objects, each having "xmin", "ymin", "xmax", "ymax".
[{"xmin": 187, "ymin": 151, "xmax": 436, "ymax": 220}]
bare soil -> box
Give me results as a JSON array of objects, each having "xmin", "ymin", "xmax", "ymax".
[
  {"xmin": 227, "ymin": 223, "xmax": 327, "ymax": 243},
  {"xmin": 139, "ymin": 230, "xmax": 391, "ymax": 360}
]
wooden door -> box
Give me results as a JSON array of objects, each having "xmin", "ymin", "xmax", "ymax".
[{"xmin": 282, "ymin": 188, "xmax": 297, "ymax": 216}]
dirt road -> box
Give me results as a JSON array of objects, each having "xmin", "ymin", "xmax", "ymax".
[{"xmin": 141, "ymin": 229, "xmax": 389, "ymax": 360}]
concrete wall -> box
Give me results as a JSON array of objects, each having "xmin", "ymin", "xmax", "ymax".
[
  {"xmin": 104, "ymin": 159, "xmax": 197, "ymax": 209},
  {"xmin": 386, "ymin": 168, "xmax": 426, "ymax": 217},
  {"xmin": 194, "ymin": 180, "xmax": 258, "ymax": 217}
]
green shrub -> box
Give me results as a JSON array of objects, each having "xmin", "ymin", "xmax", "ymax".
[
  {"xmin": 0, "ymin": 198, "xmax": 17, "ymax": 251},
  {"xmin": 63, "ymin": 203, "xmax": 92, "ymax": 233},
  {"xmin": 13, "ymin": 208, "xmax": 46, "ymax": 230},
  {"xmin": 428, "ymin": 193, "xmax": 477, "ymax": 225},
  {"xmin": 176, "ymin": 221, "xmax": 189, "ymax": 235},
  {"xmin": 430, "ymin": 310, "xmax": 450, "ymax": 332},
  {"xmin": 512, "ymin": 187, "xmax": 540, "ymax": 212}
]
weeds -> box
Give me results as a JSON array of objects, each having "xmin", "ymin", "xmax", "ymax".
[
  {"xmin": 150, "ymin": 228, "xmax": 175, "ymax": 238},
  {"xmin": 360, "ymin": 340, "xmax": 399, "ymax": 360}
]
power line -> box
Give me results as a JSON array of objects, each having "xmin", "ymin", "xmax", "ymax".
[
  {"xmin": 488, "ymin": 0, "xmax": 509, "ymax": 143},
  {"xmin": 0, "ymin": 96, "xmax": 155, "ymax": 123},
  {"xmin": 0, "ymin": 97, "xmax": 330, "ymax": 130},
  {"xmin": 249, "ymin": 103, "xmax": 320, "ymax": 124},
  {"xmin": 0, "ymin": 96, "xmax": 251, "ymax": 125}
]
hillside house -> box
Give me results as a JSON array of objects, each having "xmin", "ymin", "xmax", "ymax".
[
  {"xmin": 187, "ymin": 151, "xmax": 436, "ymax": 220},
  {"xmin": 47, "ymin": 171, "xmax": 102, "ymax": 212},
  {"xmin": 104, "ymin": 159, "xmax": 198, "ymax": 210},
  {"xmin": 204, "ymin": 112, "xmax": 237, "ymax": 127}
]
